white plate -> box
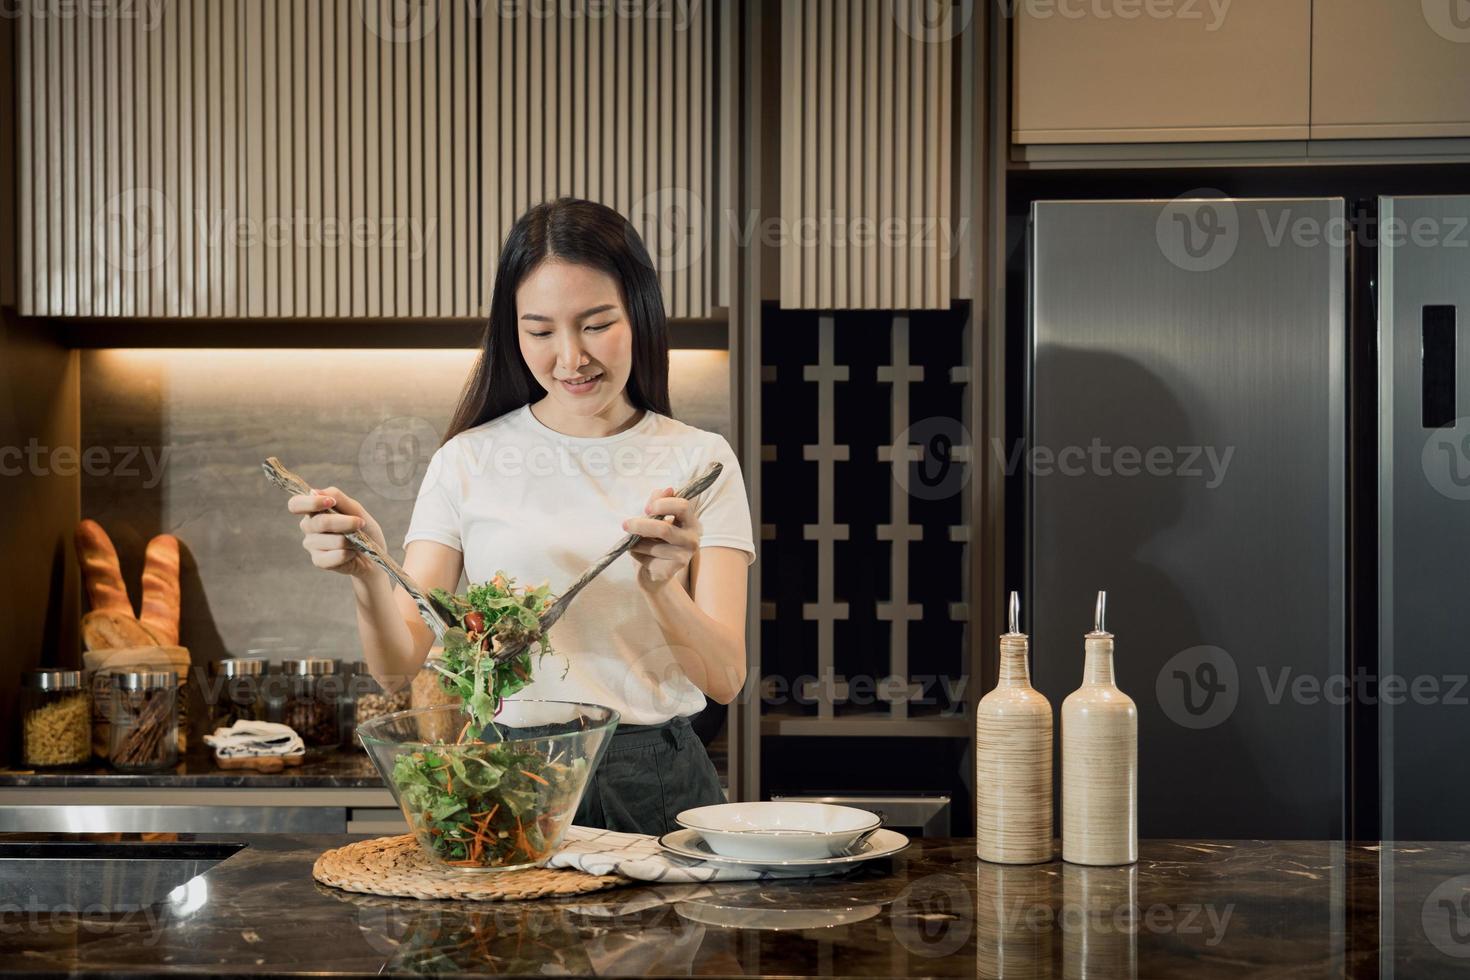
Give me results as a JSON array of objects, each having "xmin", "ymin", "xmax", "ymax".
[
  {"xmin": 658, "ymin": 827, "xmax": 910, "ymax": 872},
  {"xmin": 675, "ymin": 801, "xmax": 883, "ymax": 860}
]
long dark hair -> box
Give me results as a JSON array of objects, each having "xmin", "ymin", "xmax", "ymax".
[{"xmin": 442, "ymin": 198, "xmax": 672, "ymax": 444}]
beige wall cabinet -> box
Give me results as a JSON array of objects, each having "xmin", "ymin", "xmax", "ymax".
[
  {"xmin": 1012, "ymin": 0, "xmax": 1313, "ymax": 144},
  {"xmin": 1310, "ymin": 0, "xmax": 1470, "ymax": 140},
  {"xmin": 1014, "ymin": 0, "xmax": 1470, "ymax": 146}
]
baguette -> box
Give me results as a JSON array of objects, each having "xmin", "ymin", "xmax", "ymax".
[
  {"xmin": 82, "ymin": 609, "xmax": 157, "ymax": 651},
  {"xmin": 139, "ymin": 534, "xmax": 181, "ymax": 646},
  {"xmin": 74, "ymin": 520, "xmax": 132, "ymax": 614}
]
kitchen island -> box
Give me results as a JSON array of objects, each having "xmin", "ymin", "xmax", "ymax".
[{"xmin": 3, "ymin": 833, "xmax": 1466, "ymax": 978}]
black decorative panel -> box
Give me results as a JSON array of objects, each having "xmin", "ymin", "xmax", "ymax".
[{"xmin": 758, "ymin": 302, "xmax": 973, "ymax": 829}]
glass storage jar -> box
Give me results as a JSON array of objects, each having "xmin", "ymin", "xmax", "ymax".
[
  {"xmin": 109, "ymin": 670, "xmax": 179, "ymax": 771},
  {"xmin": 244, "ymin": 640, "xmax": 301, "ymax": 721},
  {"xmin": 276, "ymin": 657, "xmax": 343, "ymax": 746},
  {"xmin": 348, "ymin": 662, "xmax": 411, "ymax": 740},
  {"xmin": 20, "ymin": 669, "xmax": 92, "ymax": 769},
  {"xmin": 409, "ymin": 649, "xmax": 464, "ymax": 743},
  {"xmin": 206, "ymin": 658, "xmax": 267, "ymax": 731},
  {"xmin": 336, "ymin": 661, "xmax": 359, "ymax": 747}
]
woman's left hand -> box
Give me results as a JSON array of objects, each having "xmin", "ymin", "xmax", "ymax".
[{"xmin": 623, "ymin": 486, "xmax": 702, "ymax": 592}]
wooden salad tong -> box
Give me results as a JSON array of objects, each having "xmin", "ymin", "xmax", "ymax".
[{"xmin": 262, "ymin": 456, "xmax": 724, "ymax": 662}]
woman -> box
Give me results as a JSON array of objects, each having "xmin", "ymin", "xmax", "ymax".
[{"xmin": 286, "ymin": 198, "xmax": 755, "ymax": 836}]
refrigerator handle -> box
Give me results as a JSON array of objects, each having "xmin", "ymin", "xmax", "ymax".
[{"xmin": 1422, "ymin": 305, "xmax": 1457, "ymax": 429}]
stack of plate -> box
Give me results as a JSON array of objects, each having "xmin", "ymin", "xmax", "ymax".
[{"xmin": 659, "ymin": 802, "xmax": 909, "ymax": 874}]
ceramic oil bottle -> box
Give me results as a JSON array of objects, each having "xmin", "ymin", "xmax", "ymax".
[
  {"xmin": 1061, "ymin": 591, "xmax": 1137, "ymax": 866},
  {"xmin": 976, "ymin": 592, "xmax": 1054, "ymax": 864}
]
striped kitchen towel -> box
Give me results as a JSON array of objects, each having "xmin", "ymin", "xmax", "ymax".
[{"xmin": 548, "ymin": 826, "xmax": 841, "ymax": 883}]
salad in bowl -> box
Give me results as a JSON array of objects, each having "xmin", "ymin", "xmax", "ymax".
[{"xmin": 356, "ymin": 573, "xmax": 619, "ymax": 872}]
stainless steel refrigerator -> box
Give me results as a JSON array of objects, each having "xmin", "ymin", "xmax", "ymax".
[
  {"xmin": 1378, "ymin": 194, "xmax": 1470, "ymax": 843},
  {"xmin": 1026, "ymin": 197, "xmax": 1348, "ymax": 839}
]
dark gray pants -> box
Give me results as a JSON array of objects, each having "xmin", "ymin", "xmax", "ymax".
[{"xmin": 572, "ymin": 714, "xmax": 725, "ymax": 837}]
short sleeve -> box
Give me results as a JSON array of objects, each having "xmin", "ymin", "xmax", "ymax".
[
  {"xmin": 694, "ymin": 435, "xmax": 757, "ymax": 566},
  {"xmin": 402, "ymin": 441, "xmax": 463, "ymax": 553}
]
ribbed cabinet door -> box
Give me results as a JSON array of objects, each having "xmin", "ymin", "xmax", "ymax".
[
  {"xmin": 779, "ymin": 0, "xmax": 954, "ymax": 311},
  {"xmin": 480, "ymin": 3, "xmax": 719, "ymax": 318},
  {"xmin": 15, "ymin": 1, "xmax": 721, "ymax": 319}
]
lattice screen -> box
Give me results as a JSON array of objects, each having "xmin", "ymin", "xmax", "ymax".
[{"xmin": 759, "ymin": 304, "xmax": 972, "ymax": 808}]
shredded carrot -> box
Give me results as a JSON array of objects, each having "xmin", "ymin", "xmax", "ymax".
[
  {"xmin": 520, "ymin": 769, "xmax": 549, "ymax": 786},
  {"xmin": 463, "ymin": 809, "xmax": 498, "ymax": 865}
]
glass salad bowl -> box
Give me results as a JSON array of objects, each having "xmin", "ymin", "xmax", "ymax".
[{"xmin": 357, "ymin": 700, "xmax": 619, "ymax": 873}]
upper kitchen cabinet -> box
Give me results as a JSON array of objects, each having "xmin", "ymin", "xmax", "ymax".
[
  {"xmin": 14, "ymin": 0, "xmax": 725, "ymax": 319},
  {"xmin": 1011, "ymin": 0, "xmax": 1312, "ymax": 143},
  {"xmin": 778, "ymin": 0, "xmax": 964, "ymax": 310},
  {"xmin": 1310, "ymin": 0, "xmax": 1470, "ymax": 139}
]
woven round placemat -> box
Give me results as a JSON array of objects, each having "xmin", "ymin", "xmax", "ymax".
[{"xmin": 313, "ymin": 834, "xmax": 628, "ymax": 901}]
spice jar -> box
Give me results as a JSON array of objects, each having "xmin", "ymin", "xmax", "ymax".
[
  {"xmin": 244, "ymin": 641, "xmax": 301, "ymax": 721},
  {"xmin": 411, "ymin": 651, "xmax": 463, "ymax": 743},
  {"xmin": 276, "ymin": 657, "xmax": 342, "ymax": 746},
  {"xmin": 206, "ymin": 658, "xmax": 267, "ymax": 731},
  {"xmin": 109, "ymin": 671, "xmax": 179, "ymax": 771},
  {"xmin": 21, "ymin": 670, "xmax": 93, "ymax": 769},
  {"xmin": 349, "ymin": 662, "xmax": 411, "ymax": 740}
]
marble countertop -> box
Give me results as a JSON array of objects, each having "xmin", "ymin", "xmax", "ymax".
[
  {"xmin": 3, "ymin": 833, "xmax": 1469, "ymax": 978},
  {"xmin": 0, "ymin": 748, "xmax": 384, "ymax": 788}
]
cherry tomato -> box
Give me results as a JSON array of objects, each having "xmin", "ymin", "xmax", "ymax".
[{"xmin": 464, "ymin": 611, "xmax": 486, "ymax": 633}]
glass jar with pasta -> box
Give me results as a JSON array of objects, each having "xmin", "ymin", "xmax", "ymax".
[{"xmin": 20, "ymin": 670, "xmax": 92, "ymax": 769}]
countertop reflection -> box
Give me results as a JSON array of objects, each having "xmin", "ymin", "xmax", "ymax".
[
  {"xmin": 2, "ymin": 834, "xmax": 1467, "ymax": 978},
  {"xmin": 0, "ymin": 747, "xmax": 384, "ymax": 788}
]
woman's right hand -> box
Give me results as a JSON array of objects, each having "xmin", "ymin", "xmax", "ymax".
[{"xmin": 287, "ymin": 486, "xmax": 387, "ymax": 579}]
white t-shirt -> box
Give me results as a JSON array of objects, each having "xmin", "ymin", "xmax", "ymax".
[{"xmin": 402, "ymin": 403, "xmax": 756, "ymax": 725}]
